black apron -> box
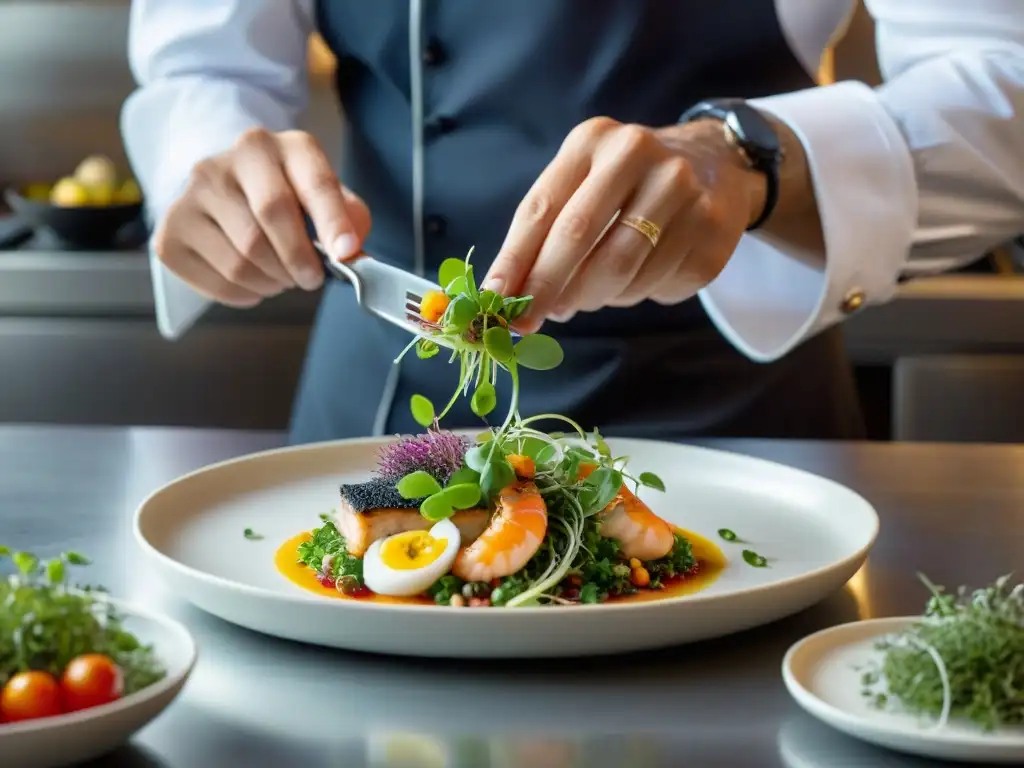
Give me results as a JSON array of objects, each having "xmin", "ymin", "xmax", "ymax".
[{"xmin": 289, "ymin": 0, "xmax": 865, "ymax": 444}]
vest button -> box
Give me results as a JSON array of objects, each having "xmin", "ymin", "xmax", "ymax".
[
  {"xmin": 425, "ymin": 215, "xmax": 447, "ymax": 237},
  {"xmin": 422, "ymin": 38, "xmax": 446, "ymax": 66},
  {"xmin": 424, "ymin": 115, "xmax": 458, "ymax": 137}
]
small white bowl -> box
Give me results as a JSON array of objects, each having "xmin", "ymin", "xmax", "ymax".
[
  {"xmin": 0, "ymin": 597, "xmax": 197, "ymax": 768},
  {"xmin": 782, "ymin": 617, "xmax": 1024, "ymax": 764}
]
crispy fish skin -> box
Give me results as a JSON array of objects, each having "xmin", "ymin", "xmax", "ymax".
[{"xmin": 334, "ymin": 478, "xmax": 490, "ymax": 556}]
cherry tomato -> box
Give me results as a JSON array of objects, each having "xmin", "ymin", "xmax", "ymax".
[
  {"xmin": 60, "ymin": 654, "xmax": 123, "ymax": 712},
  {"xmin": 1, "ymin": 671, "xmax": 63, "ymax": 723}
]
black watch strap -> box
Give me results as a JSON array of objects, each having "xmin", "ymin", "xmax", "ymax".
[{"xmin": 679, "ymin": 99, "xmax": 781, "ymax": 231}]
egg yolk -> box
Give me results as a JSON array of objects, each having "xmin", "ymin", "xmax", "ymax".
[{"xmin": 380, "ymin": 531, "xmax": 449, "ymax": 570}]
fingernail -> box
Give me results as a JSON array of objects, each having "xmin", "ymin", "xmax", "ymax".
[
  {"xmin": 331, "ymin": 233, "xmax": 359, "ymax": 260},
  {"xmin": 482, "ymin": 276, "xmax": 505, "ymax": 294}
]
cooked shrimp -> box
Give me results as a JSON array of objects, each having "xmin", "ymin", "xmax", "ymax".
[
  {"xmin": 578, "ymin": 462, "xmax": 674, "ymax": 561},
  {"xmin": 452, "ymin": 481, "xmax": 547, "ymax": 582},
  {"xmin": 599, "ymin": 485, "xmax": 675, "ymax": 561}
]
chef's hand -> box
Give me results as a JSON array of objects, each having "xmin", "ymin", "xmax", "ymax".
[
  {"xmin": 484, "ymin": 116, "xmax": 808, "ymax": 333},
  {"xmin": 154, "ymin": 128, "xmax": 371, "ymax": 307}
]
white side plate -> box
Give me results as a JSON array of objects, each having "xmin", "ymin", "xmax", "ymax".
[
  {"xmin": 0, "ymin": 598, "xmax": 197, "ymax": 768},
  {"xmin": 134, "ymin": 436, "xmax": 878, "ymax": 658},
  {"xmin": 782, "ymin": 617, "xmax": 1024, "ymax": 764}
]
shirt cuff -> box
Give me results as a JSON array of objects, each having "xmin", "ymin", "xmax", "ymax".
[
  {"xmin": 697, "ymin": 80, "xmax": 918, "ymax": 363},
  {"xmin": 122, "ymin": 77, "xmax": 295, "ymax": 339}
]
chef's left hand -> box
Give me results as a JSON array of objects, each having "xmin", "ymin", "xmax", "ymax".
[{"xmin": 483, "ymin": 117, "xmax": 770, "ymax": 333}]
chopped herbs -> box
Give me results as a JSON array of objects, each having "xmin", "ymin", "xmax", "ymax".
[
  {"xmin": 647, "ymin": 535, "xmax": 698, "ymax": 586},
  {"xmin": 243, "ymin": 528, "xmax": 263, "ymax": 541},
  {"xmin": 296, "ymin": 521, "xmax": 365, "ymax": 594},
  {"xmin": 742, "ymin": 549, "xmax": 767, "ymax": 568},
  {"xmin": 863, "ymin": 574, "xmax": 1024, "ymax": 732},
  {"xmin": 0, "ymin": 547, "xmax": 164, "ymax": 693},
  {"xmin": 428, "ymin": 574, "xmax": 465, "ymax": 605},
  {"xmin": 718, "ymin": 528, "xmax": 738, "ymax": 542}
]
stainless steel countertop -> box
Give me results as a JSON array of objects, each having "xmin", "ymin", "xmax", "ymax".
[{"xmin": 2, "ymin": 425, "xmax": 1021, "ymax": 768}]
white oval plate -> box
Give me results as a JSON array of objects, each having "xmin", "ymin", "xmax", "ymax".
[
  {"xmin": 0, "ymin": 597, "xmax": 197, "ymax": 768},
  {"xmin": 782, "ymin": 617, "xmax": 1024, "ymax": 764},
  {"xmin": 134, "ymin": 436, "xmax": 878, "ymax": 658}
]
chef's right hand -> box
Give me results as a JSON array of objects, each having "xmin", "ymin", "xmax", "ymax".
[{"xmin": 153, "ymin": 128, "xmax": 371, "ymax": 307}]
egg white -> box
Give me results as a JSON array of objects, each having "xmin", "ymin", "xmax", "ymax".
[{"xmin": 362, "ymin": 518, "xmax": 461, "ymax": 597}]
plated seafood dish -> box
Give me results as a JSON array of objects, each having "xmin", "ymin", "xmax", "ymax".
[{"xmin": 276, "ymin": 250, "xmax": 730, "ymax": 607}]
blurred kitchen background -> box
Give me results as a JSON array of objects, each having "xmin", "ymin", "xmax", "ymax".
[{"xmin": 2, "ymin": 1, "xmax": 1024, "ymax": 442}]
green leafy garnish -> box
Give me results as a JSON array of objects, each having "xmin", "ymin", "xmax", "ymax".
[
  {"xmin": 410, "ymin": 394, "xmax": 435, "ymax": 428},
  {"xmin": 0, "ymin": 548, "xmax": 165, "ymax": 692},
  {"xmin": 638, "ymin": 472, "xmax": 665, "ymax": 492},
  {"xmin": 243, "ymin": 527, "xmax": 264, "ymax": 541},
  {"xmin": 512, "ymin": 333, "xmax": 564, "ymax": 370},
  {"xmin": 428, "ymin": 574, "xmax": 465, "ymax": 605},
  {"xmin": 718, "ymin": 528, "xmax": 738, "ymax": 542},
  {"xmin": 296, "ymin": 521, "xmax": 364, "ymax": 593},
  {"xmin": 470, "ymin": 381, "xmax": 497, "ymax": 418},
  {"xmin": 863, "ymin": 574, "xmax": 1023, "ymax": 732},
  {"xmin": 742, "ymin": 549, "xmax": 767, "ymax": 568},
  {"xmin": 396, "ymin": 470, "xmax": 443, "ymax": 499}
]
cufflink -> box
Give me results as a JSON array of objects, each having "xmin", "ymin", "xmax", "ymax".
[{"xmin": 841, "ymin": 288, "xmax": 865, "ymax": 314}]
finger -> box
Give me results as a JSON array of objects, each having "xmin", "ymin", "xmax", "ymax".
[
  {"xmin": 182, "ymin": 214, "xmax": 286, "ymax": 298},
  {"xmin": 645, "ymin": 197, "xmax": 736, "ymax": 306},
  {"xmin": 155, "ymin": 233, "xmax": 263, "ymax": 308},
  {"xmin": 341, "ymin": 186, "xmax": 373, "ymax": 244},
  {"xmin": 482, "ymin": 141, "xmax": 592, "ymax": 299},
  {"xmin": 610, "ymin": 224, "xmax": 690, "ymax": 307},
  {"xmin": 516, "ymin": 157, "xmax": 656, "ymax": 332},
  {"xmin": 552, "ymin": 156, "xmax": 696, "ymax": 315},
  {"xmin": 231, "ymin": 132, "xmax": 317, "ymax": 289},
  {"xmin": 278, "ymin": 130, "xmax": 364, "ymax": 264},
  {"xmin": 189, "ymin": 155, "xmax": 293, "ymax": 291}
]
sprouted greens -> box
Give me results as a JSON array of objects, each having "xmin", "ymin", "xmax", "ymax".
[
  {"xmin": 386, "ymin": 248, "xmax": 674, "ymax": 606},
  {"xmin": 0, "ymin": 547, "xmax": 165, "ymax": 694},
  {"xmin": 861, "ymin": 573, "xmax": 1024, "ymax": 732}
]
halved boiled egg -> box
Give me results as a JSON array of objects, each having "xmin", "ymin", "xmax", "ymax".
[{"xmin": 362, "ymin": 518, "xmax": 461, "ymax": 597}]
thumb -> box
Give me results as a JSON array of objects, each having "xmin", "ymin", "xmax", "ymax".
[{"xmin": 337, "ymin": 186, "xmax": 372, "ymax": 260}]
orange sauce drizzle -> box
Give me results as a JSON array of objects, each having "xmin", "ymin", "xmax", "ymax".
[{"xmin": 275, "ymin": 527, "xmax": 726, "ymax": 606}]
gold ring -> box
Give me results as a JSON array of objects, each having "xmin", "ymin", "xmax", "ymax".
[{"xmin": 618, "ymin": 216, "xmax": 661, "ymax": 248}]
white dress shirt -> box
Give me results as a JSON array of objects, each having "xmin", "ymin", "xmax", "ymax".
[{"xmin": 122, "ymin": 0, "xmax": 1024, "ymax": 360}]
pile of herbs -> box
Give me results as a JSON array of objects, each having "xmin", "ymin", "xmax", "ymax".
[
  {"xmin": 862, "ymin": 573, "xmax": 1024, "ymax": 731},
  {"xmin": 0, "ymin": 547, "xmax": 165, "ymax": 693},
  {"xmin": 295, "ymin": 515, "xmax": 365, "ymax": 594}
]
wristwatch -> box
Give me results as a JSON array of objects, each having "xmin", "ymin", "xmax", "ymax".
[{"xmin": 679, "ymin": 98, "xmax": 782, "ymax": 231}]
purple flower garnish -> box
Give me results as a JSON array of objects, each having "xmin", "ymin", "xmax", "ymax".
[{"xmin": 377, "ymin": 430, "xmax": 472, "ymax": 484}]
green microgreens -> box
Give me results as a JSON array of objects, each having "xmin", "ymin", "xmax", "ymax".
[
  {"xmin": 0, "ymin": 547, "xmax": 165, "ymax": 692},
  {"xmin": 862, "ymin": 573, "xmax": 1023, "ymax": 732},
  {"xmin": 386, "ymin": 247, "xmax": 673, "ymax": 607}
]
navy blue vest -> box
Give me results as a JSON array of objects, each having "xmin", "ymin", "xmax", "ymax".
[{"xmin": 289, "ymin": 1, "xmax": 863, "ymax": 443}]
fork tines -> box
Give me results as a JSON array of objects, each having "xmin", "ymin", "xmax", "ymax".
[{"xmin": 405, "ymin": 290, "xmax": 424, "ymax": 325}]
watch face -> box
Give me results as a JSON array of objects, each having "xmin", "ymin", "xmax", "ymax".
[{"xmin": 727, "ymin": 104, "xmax": 780, "ymax": 158}]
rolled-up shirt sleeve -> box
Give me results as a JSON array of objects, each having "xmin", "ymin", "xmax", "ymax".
[
  {"xmin": 699, "ymin": 0, "xmax": 1024, "ymax": 362},
  {"xmin": 121, "ymin": 0, "xmax": 314, "ymax": 337}
]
